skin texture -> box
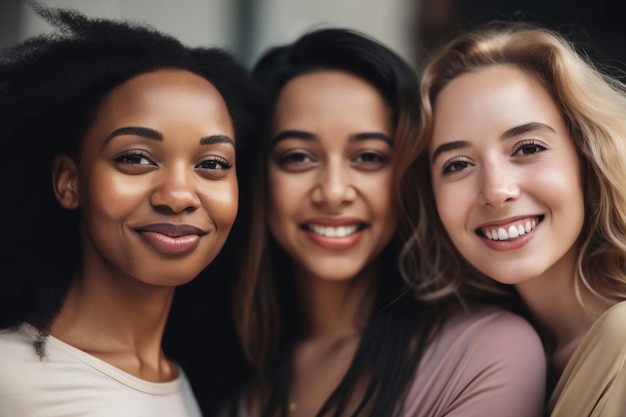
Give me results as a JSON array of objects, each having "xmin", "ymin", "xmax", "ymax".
[
  {"xmin": 267, "ymin": 70, "xmax": 396, "ymax": 284},
  {"xmin": 50, "ymin": 69, "xmax": 238, "ymax": 381},
  {"xmin": 430, "ymin": 65, "xmax": 584, "ymax": 291},
  {"xmin": 265, "ymin": 70, "xmax": 397, "ymax": 416},
  {"xmin": 428, "ymin": 64, "xmax": 595, "ymax": 376}
]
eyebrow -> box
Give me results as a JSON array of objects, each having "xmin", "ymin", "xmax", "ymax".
[
  {"xmin": 105, "ymin": 127, "xmax": 234, "ymax": 147},
  {"xmin": 200, "ymin": 134, "xmax": 235, "ymax": 147},
  {"xmin": 501, "ymin": 122, "xmax": 556, "ymax": 139},
  {"xmin": 351, "ymin": 132, "xmax": 393, "ymax": 147},
  {"xmin": 271, "ymin": 130, "xmax": 315, "ymax": 145},
  {"xmin": 105, "ymin": 126, "xmax": 162, "ymax": 143},
  {"xmin": 271, "ymin": 130, "xmax": 393, "ymax": 147},
  {"xmin": 431, "ymin": 140, "xmax": 470, "ymax": 163},
  {"xmin": 430, "ymin": 122, "xmax": 557, "ymax": 163}
]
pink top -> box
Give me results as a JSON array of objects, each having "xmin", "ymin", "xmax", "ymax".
[
  {"xmin": 401, "ymin": 305, "xmax": 545, "ymax": 416},
  {"xmin": 235, "ymin": 305, "xmax": 546, "ymax": 417}
]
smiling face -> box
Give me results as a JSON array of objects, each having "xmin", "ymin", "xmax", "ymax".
[
  {"xmin": 429, "ymin": 65, "xmax": 584, "ymax": 289},
  {"xmin": 66, "ymin": 69, "xmax": 238, "ymax": 287},
  {"xmin": 267, "ymin": 71, "xmax": 397, "ymax": 282}
]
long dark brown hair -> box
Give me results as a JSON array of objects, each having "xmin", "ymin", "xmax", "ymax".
[{"xmin": 232, "ymin": 28, "xmax": 456, "ymax": 417}]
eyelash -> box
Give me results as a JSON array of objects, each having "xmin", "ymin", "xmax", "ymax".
[
  {"xmin": 276, "ymin": 150, "xmax": 388, "ymax": 171},
  {"xmin": 354, "ymin": 151, "xmax": 387, "ymax": 164},
  {"xmin": 196, "ymin": 156, "xmax": 232, "ymax": 170},
  {"xmin": 113, "ymin": 151, "xmax": 232, "ymax": 171},
  {"xmin": 442, "ymin": 157, "xmax": 472, "ymax": 174},
  {"xmin": 113, "ymin": 150, "xmax": 154, "ymax": 166},
  {"xmin": 279, "ymin": 151, "xmax": 314, "ymax": 165},
  {"xmin": 512, "ymin": 139, "xmax": 548, "ymax": 156},
  {"xmin": 440, "ymin": 139, "xmax": 549, "ymax": 175}
]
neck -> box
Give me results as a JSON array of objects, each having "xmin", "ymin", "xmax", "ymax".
[
  {"xmin": 294, "ymin": 265, "xmax": 377, "ymax": 343},
  {"xmin": 49, "ymin": 269, "xmax": 176, "ymax": 381},
  {"xmin": 515, "ymin": 251, "xmax": 610, "ymax": 377},
  {"xmin": 283, "ymin": 265, "xmax": 377, "ymax": 417}
]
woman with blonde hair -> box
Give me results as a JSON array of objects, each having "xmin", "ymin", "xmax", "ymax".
[{"xmin": 410, "ymin": 21, "xmax": 626, "ymax": 416}]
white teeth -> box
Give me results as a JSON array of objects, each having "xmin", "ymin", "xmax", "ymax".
[
  {"xmin": 507, "ymin": 225, "xmax": 519, "ymax": 238},
  {"xmin": 482, "ymin": 218, "xmax": 539, "ymax": 241},
  {"xmin": 309, "ymin": 224, "xmax": 359, "ymax": 238}
]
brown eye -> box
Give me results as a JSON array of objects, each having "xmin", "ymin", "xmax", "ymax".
[
  {"xmin": 513, "ymin": 140, "xmax": 547, "ymax": 156},
  {"xmin": 280, "ymin": 152, "xmax": 313, "ymax": 165},
  {"xmin": 354, "ymin": 151, "xmax": 385, "ymax": 164},
  {"xmin": 113, "ymin": 150, "xmax": 154, "ymax": 166},
  {"xmin": 442, "ymin": 158, "xmax": 472, "ymax": 174},
  {"xmin": 196, "ymin": 157, "xmax": 232, "ymax": 170}
]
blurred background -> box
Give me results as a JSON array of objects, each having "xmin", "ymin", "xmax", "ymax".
[
  {"xmin": 2, "ymin": 0, "xmax": 623, "ymax": 412},
  {"xmin": 2, "ymin": 0, "xmax": 625, "ymax": 71}
]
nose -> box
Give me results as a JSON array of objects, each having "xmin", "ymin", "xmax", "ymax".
[
  {"xmin": 150, "ymin": 163, "xmax": 201, "ymax": 214},
  {"xmin": 478, "ymin": 161, "xmax": 520, "ymax": 208},
  {"xmin": 311, "ymin": 158, "xmax": 356, "ymax": 209}
]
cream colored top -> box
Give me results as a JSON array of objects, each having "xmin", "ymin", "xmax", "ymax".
[
  {"xmin": 0, "ymin": 323, "xmax": 201, "ymax": 417},
  {"xmin": 548, "ymin": 301, "xmax": 626, "ymax": 417}
]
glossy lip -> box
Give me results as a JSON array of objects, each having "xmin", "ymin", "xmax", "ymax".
[
  {"xmin": 135, "ymin": 223, "xmax": 208, "ymax": 255},
  {"xmin": 475, "ymin": 215, "xmax": 543, "ymax": 251},
  {"xmin": 300, "ymin": 217, "xmax": 367, "ymax": 250}
]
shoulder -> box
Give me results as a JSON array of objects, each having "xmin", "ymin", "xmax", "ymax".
[
  {"xmin": 449, "ymin": 306, "xmax": 545, "ymax": 378},
  {"xmin": 421, "ymin": 305, "xmax": 546, "ymax": 377},
  {"xmin": 571, "ymin": 300, "xmax": 626, "ymax": 361},
  {"xmin": 402, "ymin": 306, "xmax": 546, "ymax": 417},
  {"xmin": 0, "ymin": 324, "xmax": 50, "ymax": 385},
  {"xmin": 442, "ymin": 305, "xmax": 544, "ymax": 356},
  {"xmin": 548, "ymin": 302, "xmax": 626, "ymax": 416},
  {"xmin": 587, "ymin": 300, "xmax": 626, "ymax": 344},
  {"xmin": 559, "ymin": 300, "xmax": 626, "ymax": 375},
  {"xmin": 0, "ymin": 325, "xmax": 46, "ymax": 414},
  {"xmin": 0, "ymin": 324, "xmax": 40, "ymax": 360}
]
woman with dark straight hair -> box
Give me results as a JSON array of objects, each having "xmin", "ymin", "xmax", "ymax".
[{"xmin": 228, "ymin": 27, "xmax": 546, "ymax": 417}]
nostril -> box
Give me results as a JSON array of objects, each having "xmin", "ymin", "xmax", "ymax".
[{"xmin": 150, "ymin": 186, "xmax": 201, "ymax": 213}]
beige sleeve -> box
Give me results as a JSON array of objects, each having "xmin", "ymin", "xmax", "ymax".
[{"xmin": 549, "ymin": 301, "xmax": 626, "ymax": 417}]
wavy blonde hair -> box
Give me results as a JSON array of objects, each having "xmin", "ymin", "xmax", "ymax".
[{"xmin": 398, "ymin": 22, "xmax": 626, "ymax": 305}]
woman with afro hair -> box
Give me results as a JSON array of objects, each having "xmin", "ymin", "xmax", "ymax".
[{"xmin": 0, "ymin": 3, "xmax": 260, "ymax": 416}]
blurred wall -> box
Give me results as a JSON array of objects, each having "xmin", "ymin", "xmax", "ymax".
[
  {"xmin": 0, "ymin": 0, "xmax": 419, "ymax": 67},
  {"xmin": 416, "ymin": 0, "xmax": 626, "ymax": 70},
  {"xmin": 0, "ymin": 0, "xmax": 239, "ymax": 50},
  {"xmin": 3, "ymin": 1, "xmax": 624, "ymax": 70},
  {"xmin": 242, "ymin": 0, "xmax": 417, "ymax": 66}
]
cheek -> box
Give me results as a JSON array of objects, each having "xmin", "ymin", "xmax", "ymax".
[
  {"xmin": 200, "ymin": 180, "xmax": 239, "ymax": 227},
  {"xmin": 267, "ymin": 170, "xmax": 304, "ymax": 217},
  {"xmin": 433, "ymin": 182, "xmax": 462, "ymax": 231},
  {"xmin": 266, "ymin": 177, "xmax": 294, "ymax": 243},
  {"xmin": 533, "ymin": 162, "xmax": 584, "ymax": 219},
  {"xmin": 364, "ymin": 174, "xmax": 395, "ymax": 224},
  {"xmin": 82, "ymin": 170, "xmax": 142, "ymax": 221}
]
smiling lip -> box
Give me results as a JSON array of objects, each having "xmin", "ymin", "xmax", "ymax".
[
  {"xmin": 476, "ymin": 216, "xmax": 543, "ymax": 241},
  {"xmin": 475, "ymin": 215, "xmax": 543, "ymax": 251},
  {"xmin": 135, "ymin": 223, "xmax": 207, "ymax": 255},
  {"xmin": 301, "ymin": 217, "xmax": 366, "ymax": 250}
]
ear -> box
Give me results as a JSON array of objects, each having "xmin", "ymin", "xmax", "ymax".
[{"xmin": 52, "ymin": 154, "xmax": 80, "ymax": 210}]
